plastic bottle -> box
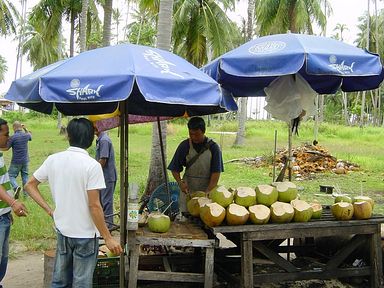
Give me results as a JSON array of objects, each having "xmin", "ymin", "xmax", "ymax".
[{"xmin": 127, "ymin": 183, "xmax": 139, "ymax": 230}]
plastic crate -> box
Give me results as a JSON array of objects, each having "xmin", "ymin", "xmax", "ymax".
[{"xmin": 93, "ymin": 256, "xmax": 120, "ymax": 287}]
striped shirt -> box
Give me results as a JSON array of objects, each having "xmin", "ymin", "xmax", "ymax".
[{"xmin": 0, "ymin": 152, "xmax": 14, "ymax": 215}]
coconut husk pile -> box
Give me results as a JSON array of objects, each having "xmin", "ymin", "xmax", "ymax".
[{"xmin": 226, "ymin": 144, "xmax": 360, "ymax": 177}]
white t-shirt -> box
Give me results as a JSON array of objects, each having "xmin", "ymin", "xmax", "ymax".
[{"xmin": 34, "ymin": 146, "xmax": 106, "ymax": 238}]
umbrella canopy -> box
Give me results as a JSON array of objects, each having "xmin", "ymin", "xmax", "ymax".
[
  {"xmin": 202, "ymin": 33, "xmax": 384, "ymax": 96},
  {"xmin": 6, "ymin": 43, "xmax": 237, "ymax": 116}
]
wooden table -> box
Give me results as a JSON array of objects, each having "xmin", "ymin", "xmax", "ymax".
[
  {"xmin": 127, "ymin": 221, "xmax": 216, "ymax": 288},
  {"xmin": 210, "ymin": 212, "xmax": 384, "ymax": 288}
]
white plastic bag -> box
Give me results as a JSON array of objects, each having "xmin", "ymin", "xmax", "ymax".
[{"xmin": 264, "ymin": 74, "xmax": 317, "ymax": 122}]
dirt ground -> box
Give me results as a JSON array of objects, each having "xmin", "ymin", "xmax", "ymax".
[
  {"xmin": 1, "ymin": 252, "xmax": 364, "ymax": 288},
  {"xmin": 3, "ymin": 252, "xmax": 44, "ymax": 288}
]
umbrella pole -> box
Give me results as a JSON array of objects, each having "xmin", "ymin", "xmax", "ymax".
[
  {"xmin": 119, "ymin": 101, "xmax": 129, "ymax": 288},
  {"xmin": 288, "ymin": 123, "xmax": 292, "ymax": 181},
  {"xmin": 272, "ymin": 130, "xmax": 277, "ymax": 182},
  {"xmin": 156, "ymin": 117, "xmax": 171, "ymax": 215}
]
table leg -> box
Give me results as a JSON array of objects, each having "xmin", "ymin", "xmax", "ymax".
[
  {"xmin": 128, "ymin": 231, "xmax": 139, "ymax": 288},
  {"xmin": 204, "ymin": 247, "xmax": 214, "ymax": 288},
  {"xmin": 241, "ymin": 233, "xmax": 253, "ymax": 288},
  {"xmin": 370, "ymin": 229, "xmax": 383, "ymax": 288}
]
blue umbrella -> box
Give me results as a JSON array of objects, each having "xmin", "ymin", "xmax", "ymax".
[
  {"xmin": 6, "ymin": 43, "xmax": 237, "ymax": 288},
  {"xmin": 202, "ymin": 33, "xmax": 384, "ymax": 96},
  {"xmin": 6, "ymin": 43, "xmax": 237, "ymax": 116}
]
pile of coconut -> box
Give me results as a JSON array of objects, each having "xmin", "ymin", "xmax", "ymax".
[
  {"xmin": 332, "ymin": 195, "xmax": 374, "ymax": 221},
  {"xmin": 187, "ymin": 182, "xmax": 375, "ymax": 228},
  {"xmin": 187, "ymin": 182, "xmax": 322, "ymax": 227}
]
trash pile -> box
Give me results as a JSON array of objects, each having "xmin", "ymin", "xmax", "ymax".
[{"xmin": 226, "ymin": 144, "xmax": 360, "ymax": 178}]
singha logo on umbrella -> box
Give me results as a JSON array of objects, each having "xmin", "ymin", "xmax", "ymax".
[
  {"xmin": 143, "ymin": 49, "xmax": 184, "ymax": 79},
  {"xmin": 66, "ymin": 79, "xmax": 103, "ymax": 100},
  {"xmin": 248, "ymin": 41, "xmax": 286, "ymax": 55}
]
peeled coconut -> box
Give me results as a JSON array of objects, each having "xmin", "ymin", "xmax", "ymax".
[
  {"xmin": 235, "ymin": 187, "xmax": 256, "ymax": 207},
  {"xmin": 291, "ymin": 199, "xmax": 313, "ymax": 222},
  {"xmin": 248, "ymin": 204, "xmax": 270, "ymax": 225},
  {"xmin": 331, "ymin": 202, "xmax": 354, "ymax": 220},
  {"xmin": 147, "ymin": 212, "xmax": 171, "ymax": 233},
  {"xmin": 226, "ymin": 203, "xmax": 250, "ymax": 225},
  {"xmin": 310, "ymin": 202, "xmax": 323, "ymax": 219},
  {"xmin": 334, "ymin": 195, "xmax": 352, "ymax": 203},
  {"xmin": 187, "ymin": 197, "xmax": 212, "ymax": 217},
  {"xmin": 186, "ymin": 191, "xmax": 206, "ymax": 201},
  {"xmin": 200, "ymin": 202, "xmax": 226, "ymax": 227},
  {"xmin": 270, "ymin": 202, "xmax": 294, "ymax": 223},
  {"xmin": 273, "ymin": 181, "xmax": 298, "ymax": 203},
  {"xmin": 353, "ymin": 196, "xmax": 374, "ymax": 209},
  {"xmin": 209, "ymin": 186, "xmax": 234, "ymax": 208},
  {"xmin": 353, "ymin": 201, "xmax": 373, "ymax": 220},
  {"xmin": 256, "ymin": 184, "xmax": 278, "ymax": 207}
]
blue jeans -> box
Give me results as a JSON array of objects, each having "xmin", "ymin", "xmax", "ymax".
[
  {"xmin": 8, "ymin": 163, "xmax": 29, "ymax": 192},
  {"xmin": 0, "ymin": 212, "xmax": 11, "ymax": 285},
  {"xmin": 52, "ymin": 231, "xmax": 98, "ymax": 288}
]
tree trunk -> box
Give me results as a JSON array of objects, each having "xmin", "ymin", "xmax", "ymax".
[
  {"xmin": 342, "ymin": 92, "xmax": 349, "ymax": 125},
  {"xmin": 102, "ymin": 0, "xmax": 113, "ymax": 47},
  {"xmin": 145, "ymin": 0, "xmax": 174, "ymax": 195},
  {"xmin": 234, "ymin": 98, "xmax": 247, "ymax": 146},
  {"xmin": 234, "ymin": 0, "xmax": 254, "ymax": 146},
  {"xmin": 79, "ymin": 0, "xmax": 89, "ymax": 52},
  {"xmin": 69, "ymin": 10, "xmax": 75, "ymax": 57}
]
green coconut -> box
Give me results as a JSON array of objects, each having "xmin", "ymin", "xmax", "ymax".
[
  {"xmin": 353, "ymin": 196, "xmax": 374, "ymax": 209},
  {"xmin": 187, "ymin": 196, "xmax": 212, "ymax": 217},
  {"xmin": 334, "ymin": 195, "xmax": 352, "ymax": 204},
  {"xmin": 234, "ymin": 187, "xmax": 257, "ymax": 207},
  {"xmin": 186, "ymin": 191, "xmax": 207, "ymax": 201},
  {"xmin": 200, "ymin": 202, "xmax": 226, "ymax": 227},
  {"xmin": 270, "ymin": 202, "xmax": 294, "ymax": 223},
  {"xmin": 226, "ymin": 203, "xmax": 250, "ymax": 225},
  {"xmin": 147, "ymin": 212, "xmax": 171, "ymax": 233},
  {"xmin": 353, "ymin": 201, "xmax": 373, "ymax": 220},
  {"xmin": 310, "ymin": 202, "xmax": 323, "ymax": 219},
  {"xmin": 273, "ymin": 181, "xmax": 298, "ymax": 203},
  {"xmin": 209, "ymin": 186, "xmax": 234, "ymax": 208},
  {"xmin": 248, "ymin": 204, "xmax": 270, "ymax": 225},
  {"xmin": 331, "ymin": 202, "xmax": 354, "ymax": 220},
  {"xmin": 291, "ymin": 199, "xmax": 313, "ymax": 222},
  {"xmin": 256, "ymin": 184, "xmax": 278, "ymax": 207}
]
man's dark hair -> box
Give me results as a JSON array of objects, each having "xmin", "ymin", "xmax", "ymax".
[
  {"xmin": 187, "ymin": 117, "xmax": 205, "ymax": 133},
  {"xmin": 67, "ymin": 118, "xmax": 94, "ymax": 149},
  {"xmin": 0, "ymin": 118, "xmax": 7, "ymax": 130}
]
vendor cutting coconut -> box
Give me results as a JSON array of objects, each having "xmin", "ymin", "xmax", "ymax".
[{"xmin": 168, "ymin": 117, "xmax": 223, "ymax": 213}]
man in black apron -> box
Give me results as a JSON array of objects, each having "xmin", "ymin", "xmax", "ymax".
[{"xmin": 168, "ymin": 117, "xmax": 223, "ymax": 213}]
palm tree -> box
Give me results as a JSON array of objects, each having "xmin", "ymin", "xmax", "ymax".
[
  {"xmin": 145, "ymin": 0, "xmax": 175, "ymax": 196},
  {"xmin": 0, "ymin": 54, "xmax": 7, "ymax": 83},
  {"xmin": 112, "ymin": 7, "xmax": 122, "ymax": 44},
  {"xmin": 172, "ymin": 0, "xmax": 239, "ymax": 67},
  {"xmin": 0, "ymin": 0, "xmax": 19, "ymax": 35},
  {"xmin": 102, "ymin": 0, "xmax": 113, "ymax": 46},
  {"xmin": 255, "ymin": 0, "xmax": 327, "ymax": 35},
  {"xmin": 125, "ymin": 6, "xmax": 156, "ymax": 45},
  {"xmin": 80, "ymin": 0, "xmax": 90, "ymax": 52},
  {"xmin": 333, "ymin": 23, "xmax": 348, "ymax": 41},
  {"xmin": 0, "ymin": 0, "xmax": 19, "ymax": 83},
  {"xmin": 234, "ymin": 0, "xmax": 254, "ymax": 146}
]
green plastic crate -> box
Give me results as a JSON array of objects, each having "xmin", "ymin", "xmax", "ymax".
[{"xmin": 93, "ymin": 256, "xmax": 120, "ymax": 287}]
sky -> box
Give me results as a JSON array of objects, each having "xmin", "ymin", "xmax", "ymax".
[{"xmin": 0, "ymin": 0, "xmax": 382, "ymax": 96}]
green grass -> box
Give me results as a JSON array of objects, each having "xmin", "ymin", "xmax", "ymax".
[{"xmin": 3, "ymin": 114, "xmax": 384, "ymax": 252}]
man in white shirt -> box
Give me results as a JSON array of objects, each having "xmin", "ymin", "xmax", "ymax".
[{"xmin": 24, "ymin": 118, "xmax": 122, "ymax": 287}]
